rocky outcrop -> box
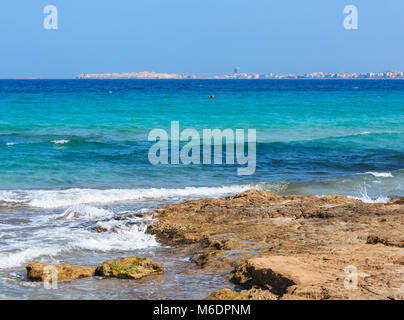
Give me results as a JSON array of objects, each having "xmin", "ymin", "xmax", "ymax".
[
  {"xmin": 95, "ymin": 257, "xmax": 163, "ymax": 279},
  {"xmin": 147, "ymin": 190, "xmax": 402, "ymax": 247},
  {"xmin": 26, "ymin": 263, "xmax": 96, "ymax": 283},
  {"xmin": 230, "ymin": 255, "xmax": 337, "ymax": 299},
  {"xmin": 205, "ymin": 287, "xmax": 277, "ymax": 300},
  {"xmin": 148, "ymin": 189, "xmax": 404, "ymax": 300}
]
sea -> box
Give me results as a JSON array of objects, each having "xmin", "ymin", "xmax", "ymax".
[{"xmin": 0, "ymin": 79, "xmax": 403, "ymax": 298}]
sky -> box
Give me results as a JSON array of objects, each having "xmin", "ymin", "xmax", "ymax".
[{"xmin": 0, "ymin": 0, "xmax": 403, "ymax": 78}]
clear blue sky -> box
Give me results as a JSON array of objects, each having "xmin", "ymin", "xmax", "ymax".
[{"xmin": 0, "ymin": 0, "xmax": 403, "ymax": 78}]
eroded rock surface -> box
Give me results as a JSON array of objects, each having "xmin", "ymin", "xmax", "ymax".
[
  {"xmin": 26, "ymin": 257, "xmax": 163, "ymax": 283},
  {"xmin": 95, "ymin": 257, "xmax": 163, "ymax": 279},
  {"xmin": 205, "ymin": 287, "xmax": 278, "ymax": 300},
  {"xmin": 366, "ymin": 235, "xmax": 404, "ymax": 247},
  {"xmin": 26, "ymin": 263, "xmax": 96, "ymax": 283},
  {"xmin": 147, "ymin": 190, "xmax": 404, "ymax": 300}
]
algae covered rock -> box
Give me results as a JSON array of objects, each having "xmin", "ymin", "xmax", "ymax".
[
  {"xmin": 205, "ymin": 288, "xmax": 277, "ymax": 300},
  {"xmin": 95, "ymin": 257, "xmax": 163, "ymax": 279},
  {"xmin": 26, "ymin": 257, "xmax": 163, "ymax": 283},
  {"xmin": 26, "ymin": 263, "xmax": 96, "ymax": 282}
]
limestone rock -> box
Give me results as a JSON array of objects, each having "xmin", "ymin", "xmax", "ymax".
[
  {"xmin": 139, "ymin": 189, "xmax": 404, "ymax": 299},
  {"xmin": 95, "ymin": 257, "xmax": 163, "ymax": 279},
  {"xmin": 367, "ymin": 235, "xmax": 404, "ymax": 247},
  {"xmin": 205, "ymin": 287, "xmax": 277, "ymax": 300},
  {"xmin": 191, "ymin": 250, "xmax": 222, "ymax": 268},
  {"xmin": 232, "ymin": 256, "xmax": 328, "ymax": 295},
  {"xmin": 26, "ymin": 263, "xmax": 96, "ymax": 282}
]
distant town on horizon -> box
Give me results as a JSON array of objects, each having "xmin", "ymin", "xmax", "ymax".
[{"xmin": 77, "ymin": 69, "xmax": 404, "ymax": 80}]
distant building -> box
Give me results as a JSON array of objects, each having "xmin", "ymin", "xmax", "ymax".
[{"xmin": 77, "ymin": 70, "xmax": 404, "ymax": 80}]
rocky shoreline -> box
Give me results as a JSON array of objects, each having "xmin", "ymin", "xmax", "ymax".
[{"xmin": 27, "ymin": 190, "xmax": 404, "ymax": 300}]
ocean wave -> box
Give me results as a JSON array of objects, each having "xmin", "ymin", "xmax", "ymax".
[
  {"xmin": 51, "ymin": 139, "xmax": 70, "ymax": 145},
  {"xmin": 350, "ymin": 195, "xmax": 390, "ymax": 204},
  {"xmin": 352, "ymin": 131, "xmax": 371, "ymax": 136},
  {"xmin": 1, "ymin": 168, "xmax": 403, "ymax": 210},
  {"xmin": 55, "ymin": 204, "xmax": 115, "ymax": 220},
  {"xmin": 0, "ymin": 195, "xmax": 29, "ymax": 208},
  {"xmin": 289, "ymin": 130, "xmax": 404, "ymax": 144},
  {"xmin": 362, "ymin": 171, "xmax": 393, "ymax": 178},
  {"xmin": 254, "ymin": 130, "xmax": 404, "ymax": 144},
  {"xmin": 71, "ymin": 220, "xmax": 157, "ymax": 252},
  {"xmin": 0, "ymin": 247, "xmax": 62, "ymax": 269},
  {"xmin": 0, "ymin": 185, "xmax": 253, "ymax": 209},
  {"xmin": 322, "ymin": 130, "xmax": 403, "ymax": 139},
  {"xmin": 0, "ymin": 216, "xmax": 158, "ymax": 269}
]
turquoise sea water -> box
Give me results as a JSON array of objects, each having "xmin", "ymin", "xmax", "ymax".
[
  {"xmin": 0, "ymin": 79, "xmax": 403, "ymax": 298},
  {"xmin": 1, "ymin": 79, "xmax": 403, "ymax": 195}
]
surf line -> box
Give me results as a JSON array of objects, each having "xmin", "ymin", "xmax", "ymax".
[{"xmin": 148, "ymin": 121, "xmax": 256, "ymax": 176}]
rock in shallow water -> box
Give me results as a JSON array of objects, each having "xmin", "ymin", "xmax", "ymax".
[
  {"xmin": 26, "ymin": 263, "xmax": 96, "ymax": 283},
  {"xmin": 95, "ymin": 257, "xmax": 163, "ymax": 279},
  {"xmin": 26, "ymin": 257, "xmax": 163, "ymax": 282}
]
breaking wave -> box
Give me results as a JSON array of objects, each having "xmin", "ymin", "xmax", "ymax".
[
  {"xmin": 0, "ymin": 169, "xmax": 403, "ymax": 210},
  {"xmin": 362, "ymin": 171, "xmax": 393, "ymax": 178},
  {"xmin": 0, "ymin": 215, "xmax": 158, "ymax": 269},
  {"xmin": 0, "ymin": 247, "xmax": 62, "ymax": 269},
  {"xmin": 0, "ymin": 185, "xmax": 252, "ymax": 209},
  {"xmin": 51, "ymin": 139, "xmax": 70, "ymax": 145},
  {"xmin": 55, "ymin": 204, "xmax": 115, "ymax": 220}
]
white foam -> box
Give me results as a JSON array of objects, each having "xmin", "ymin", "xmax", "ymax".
[
  {"xmin": 349, "ymin": 185, "xmax": 390, "ymax": 204},
  {"xmin": 364, "ymin": 172, "xmax": 393, "ymax": 178},
  {"xmin": 5, "ymin": 142, "xmax": 17, "ymax": 146},
  {"xmin": 351, "ymin": 195, "xmax": 390, "ymax": 204},
  {"xmin": 71, "ymin": 221, "xmax": 158, "ymax": 252},
  {"xmin": 51, "ymin": 139, "xmax": 70, "ymax": 145},
  {"xmin": 0, "ymin": 223, "xmax": 14, "ymax": 230},
  {"xmin": 0, "ymin": 192, "xmax": 29, "ymax": 206},
  {"xmin": 0, "ymin": 185, "xmax": 252, "ymax": 209},
  {"xmin": 56, "ymin": 204, "xmax": 115, "ymax": 220},
  {"xmin": 20, "ymin": 281, "xmax": 41, "ymax": 287},
  {"xmin": 0, "ymin": 247, "xmax": 62, "ymax": 269},
  {"xmin": 0, "ymin": 217, "xmax": 158, "ymax": 269}
]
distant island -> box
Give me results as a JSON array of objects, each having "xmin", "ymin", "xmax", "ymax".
[
  {"xmin": 77, "ymin": 72, "xmax": 196, "ymax": 80},
  {"xmin": 77, "ymin": 70, "xmax": 404, "ymax": 80}
]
